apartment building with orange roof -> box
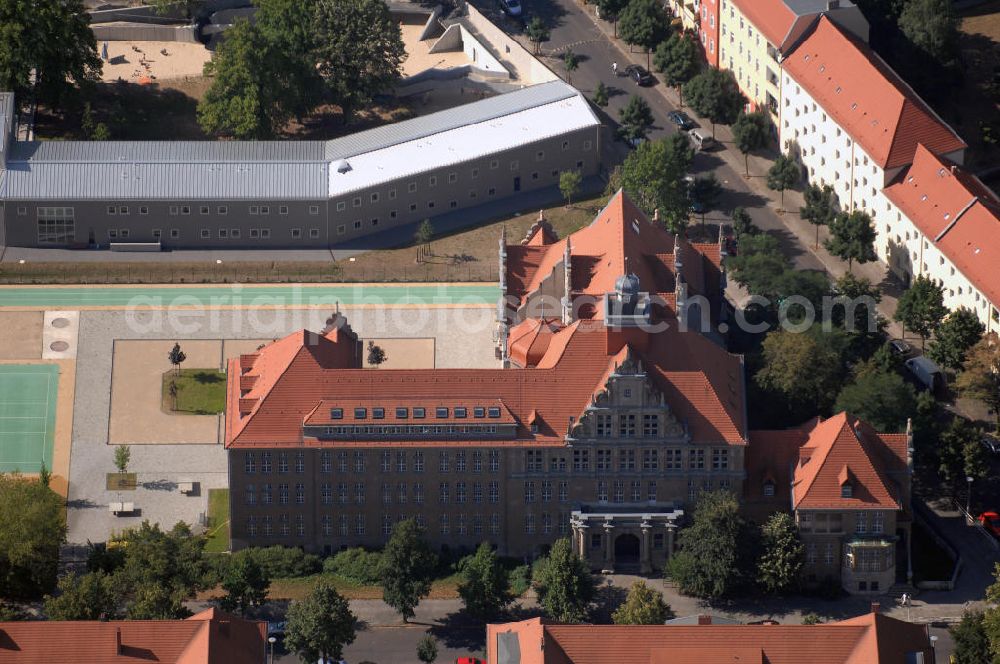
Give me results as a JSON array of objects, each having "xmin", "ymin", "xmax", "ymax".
[
  {"xmin": 665, "ymin": 0, "xmax": 721, "ymax": 67},
  {"xmin": 486, "ymin": 609, "xmax": 937, "ymax": 664},
  {"xmin": 715, "ymin": 0, "xmax": 868, "ymax": 119},
  {"xmin": 0, "ymin": 608, "xmax": 266, "ymax": 664},
  {"xmin": 226, "ymin": 191, "xmax": 750, "ymax": 571}
]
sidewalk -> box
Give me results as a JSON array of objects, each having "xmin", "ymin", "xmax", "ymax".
[{"xmin": 549, "ymin": 2, "xmax": 909, "ymax": 341}]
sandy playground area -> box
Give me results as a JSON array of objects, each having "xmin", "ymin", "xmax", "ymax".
[{"xmin": 99, "ymin": 40, "xmax": 212, "ymax": 83}]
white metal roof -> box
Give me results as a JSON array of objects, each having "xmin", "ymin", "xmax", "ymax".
[{"xmin": 327, "ymin": 93, "xmax": 599, "ymax": 198}]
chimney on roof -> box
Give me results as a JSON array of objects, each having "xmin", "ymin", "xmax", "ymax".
[
  {"xmin": 827, "ymin": 0, "xmax": 840, "ymax": 9},
  {"xmin": 871, "ymin": 602, "xmax": 881, "ymax": 614},
  {"xmin": 950, "ymin": 165, "xmax": 957, "ymax": 175},
  {"xmin": 697, "ymin": 615, "xmax": 713, "ymax": 625},
  {"xmin": 116, "ymin": 627, "xmax": 123, "ymax": 655},
  {"xmin": 653, "ymin": 208, "xmax": 660, "ymax": 224}
]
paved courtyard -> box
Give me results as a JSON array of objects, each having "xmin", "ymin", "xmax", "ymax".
[{"xmin": 66, "ymin": 305, "xmax": 499, "ymax": 551}]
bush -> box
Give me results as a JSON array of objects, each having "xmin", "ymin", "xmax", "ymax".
[
  {"xmin": 509, "ymin": 564, "xmax": 532, "ymax": 597},
  {"xmin": 241, "ymin": 546, "xmax": 321, "ymax": 578},
  {"xmin": 323, "ymin": 547, "xmax": 384, "ymax": 585}
]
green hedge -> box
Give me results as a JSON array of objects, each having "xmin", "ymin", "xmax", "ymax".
[{"xmin": 322, "ymin": 547, "xmax": 384, "ymax": 584}]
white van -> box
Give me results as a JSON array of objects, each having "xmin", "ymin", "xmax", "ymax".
[{"xmin": 688, "ymin": 128, "xmax": 716, "ymax": 151}]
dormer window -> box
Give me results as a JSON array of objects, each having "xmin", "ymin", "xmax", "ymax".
[
  {"xmin": 436, "ymin": 407, "xmax": 449, "ymax": 419},
  {"xmin": 373, "ymin": 408, "xmax": 384, "ymax": 419},
  {"xmin": 330, "ymin": 408, "xmax": 343, "ymax": 420},
  {"xmin": 531, "ymin": 423, "xmax": 540, "ymax": 434},
  {"xmin": 455, "ymin": 407, "xmax": 467, "ymax": 418},
  {"xmin": 488, "ymin": 407, "xmax": 501, "ymax": 418},
  {"xmin": 474, "ymin": 407, "xmax": 485, "ymax": 418},
  {"xmin": 354, "ymin": 408, "xmax": 367, "ymax": 419},
  {"xmin": 396, "ymin": 407, "xmax": 408, "ymax": 419},
  {"xmin": 413, "ymin": 407, "xmax": 426, "ymax": 419},
  {"xmin": 841, "ymin": 484, "xmax": 853, "ymax": 498}
]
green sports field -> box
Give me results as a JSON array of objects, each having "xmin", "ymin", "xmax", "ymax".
[
  {"xmin": 0, "ymin": 364, "xmax": 58, "ymax": 473},
  {"xmin": 0, "ymin": 283, "xmax": 500, "ymax": 309}
]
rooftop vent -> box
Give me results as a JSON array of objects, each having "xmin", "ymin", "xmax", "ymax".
[{"xmin": 334, "ymin": 159, "xmax": 352, "ymax": 174}]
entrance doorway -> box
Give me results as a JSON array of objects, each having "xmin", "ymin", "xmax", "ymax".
[
  {"xmin": 614, "ymin": 533, "xmax": 641, "ymax": 566},
  {"xmin": 514, "ymin": 176, "xmax": 521, "ymax": 192}
]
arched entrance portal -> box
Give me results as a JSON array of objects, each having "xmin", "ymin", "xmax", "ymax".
[{"xmin": 614, "ymin": 533, "xmax": 641, "ymax": 566}]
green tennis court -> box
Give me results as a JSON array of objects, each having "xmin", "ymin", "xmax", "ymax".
[
  {"xmin": 0, "ymin": 284, "xmax": 501, "ymax": 309},
  {"xmin": 0, "ymin": 365, "xmax": 58, "ymax": 473}
]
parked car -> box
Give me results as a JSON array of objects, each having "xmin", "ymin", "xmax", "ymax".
[
  {"xmin": 982, "ymin": 434, "xmax": 1000, "ymax": 455},
  {"xmin": 668, "ymin": 110, "xmax": 695, "ymax": 131},
  {"xmin": 688, "ymin": 128, "xmax": 716, "ymax": 151},
  {"xmin": 624, "ymin": 64, "xmax": 653, "ymax": 86},
  {"xmin": 456, "ymin": 659, "xmax": 485, "ymax": 664},
  {"xmin": 904, "ymin": 356, "xmax": 944, "ymax": 393},
  {"xmin": 500, "ymin": 0, "xmax": 522, "ymax": 16},
  {"xmin": 888, "ymin": 339, "xmax": 912, "ymax": 356},
  {"xmin": 979, "ymin": 511, "xmax": 1000, "ymax": 537}
]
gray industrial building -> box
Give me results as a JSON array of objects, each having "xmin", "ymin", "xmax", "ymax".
[{"xmin": 0, "ymin": 81, "xmax": 601, "ymax": 250}]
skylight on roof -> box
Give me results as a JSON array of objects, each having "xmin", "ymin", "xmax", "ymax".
[{"xmin": 835, "ymin": 86, "xmax": 842, "ymax": 94}]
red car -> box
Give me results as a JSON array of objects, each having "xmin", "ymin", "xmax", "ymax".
[
  {"xmin": 456, "ymin": 659, "xmax": 484, "ymax": 664},
  {"xmin": 979, "ymin": 511, "xmax": 1000, "ymax": 537}
]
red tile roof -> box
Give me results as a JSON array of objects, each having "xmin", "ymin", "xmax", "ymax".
[
  {"xmin": 487, "ymin": 612, "xmax": 934, "ymax": 664},
  {"xmin": 733, "ymin": 0, "xmax": 797, "ymax": 48},
  {"xmin": 0, "ymin": 608, "xmax": 265, "ymax": 664},
  {"xmin": 791, "ymin": 413, "xmax": 906, "ymax": 510},
  {"xmin": 884, "ymin": 143, "xmax": 1000, "ymax": 308},
  {"xmin": 784, "ymin": 17, "xmax": 966, "ymax": 169},
  {"xmin": 226, "ymin": 318, "xmax": 747, "ymax": 449},
  {"xmin": 505, "ymin": 190, "xmax": 723, "ymax": 320}
]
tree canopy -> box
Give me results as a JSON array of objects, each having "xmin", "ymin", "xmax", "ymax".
[
  {"xmin": 684, "ymin": 69, "xmax": 745, "ymax": 136},
  {"xmin": 44, "ymin": 571, "xmax": 119, "ymax": 621},
  {"xmin": 457, "ymin": 542, "xmax": 513, "ymax": 620},
  {"xmin": 617, "ymin": 134, "xmax": 693, "ymax": 233},
  {"xmin": 956, "ymin": 333, "xmax": 1000, "ymax": 431},
  {"xmin": 756, "ymin": 329, "xmax": 843, "ymax": 415},
  {"xmin": 285, "ymin": 577, "xmax": 357, "ymax": 663},
  {"xmin": 893, "ymin": 275, "xmax": 947, "ymax": 349},
  {"xmin": 653, "ymin": 32, "xmax": 700, "ymax": 104},
  {"xmin": 732, "ymin": 111, "xmax": 769, "ymax": 175},
  {"xmin": 800, "ymin": 184, "xmax": 837, "ymax": 248},
  {"xmin": 379, "ymin": 519, "xmax": 437, "ymax": 622},
  {"xmin": 928, "ymin": 308, "xmax": 985, "ymax": 372},
  {"xmin": 0, "ymin": 473, "xmax": 66, "ymax": 599},
  {"xmin": 314, "ymin": 0, "xmax": 406, "ymax": 121},
  {"xmin": 612, "ymin": 580, "xmax": 673, "ymax": 624},
  {"xmin": 756, "ymin": 512, "xmax": 804, "ymax": 595},
  {"xmin": 835, "ymin": 369, "xmax": 917, "ymax": 432},
  {"xmin": 951, "ymin": 611, "xmax": 992, "ymax": 664},
  {"xmin": 618, "ymin": 94, "xmax": 655, "ymax": 144},
  {"xmin": 560, "ymin": 170, "xmax": 583, "ymax": 206},
  {"xmin": 689, "ymin": 174, "xmax": 722, "ymax": 225},
  {"xmin": 618, "ymin": 0, "xmax": 671, "ymax": 67},
  {"xmin": 533, "ymin": 538, "xmax": 595, "ymax": 623},
  {"xmin": 766, "ymin": 155, "xmax": 800, "ymax": 207},
  {"xmin": 220, "ymin": 553, "xmax": 271, "ymax": 616},
  {"xmin": 526, "ymin": 17, "xmax": 551, "ymax": 54},
  {"xmin": 0, "ymin": 0, "xmax": 102, "ymax": 107},
  {"xmin": 666, "ymin": 490, "xmax": 753, "ymax": 599},
  {"xmin": 824, "ymin": 210, "xmax": 877, "ymax": 272}
]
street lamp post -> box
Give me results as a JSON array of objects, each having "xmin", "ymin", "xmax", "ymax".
[
  {"xmin": 966, "ymin": 476, "xmax": 974, "ymax": 524},
  {"xmin": 268, "ymin": 636, "xmax": 276, "ymax": 664}
]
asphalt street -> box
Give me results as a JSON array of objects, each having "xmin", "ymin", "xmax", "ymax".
[{"xmin": 475, "ymin": 0, "xmax": 826, "ymax": 273}]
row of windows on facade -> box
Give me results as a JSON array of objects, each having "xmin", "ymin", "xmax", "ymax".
[
  {"xmin": 243, "ymin": 480, "xmax": 504, "ymax": 506},
  {"xmin": 331, "ymin": 405, "xmax": 502, "ymax": 420},
  {"xmin": 798, "ymin": 510, "xmax": 887, "ymax": 534},
  {"xmin": 101, "ymin": 227, "xmax": 322, "ymax": 241},
  {"xmin": 332, "ymin": 163, "xmax": 587, "ymax": 235},
  {"xmin": 524, "ymin": 447, "xmax": 730, "ymax": 472},
  {"xmin": 591, "ymin": 413, "xmax": 673, "ymax": 438},
  {"xmin": 244, "ymin": 511, "xmax": 572, "ymax": 538},
  {"xmin": 589, "ymin": 531, "xmax": 667, "ymax": 550},
  {"xmin": 330, "ymin": 146, "xmax": 593, "ymax": 213},
  {"xmin": 595, "ymin": 477, "xmax": 733, "ymax": 503},
  {"xmin": 60, "ymin": 204, "xmax": 323, "ymax": 217},
  {"xmin": 804, "ymin": 544, "xmax": 893, "ymax": 572},
  {"xmin": 242, "ymin": 449, "xmax": 503, "ymax": 475}
]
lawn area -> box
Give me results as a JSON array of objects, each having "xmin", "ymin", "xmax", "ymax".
[
  {"xmin": 338, "ymin": 197, "xmax": 606, "ymax": 283},
  {"xmin": 162, "ymin": 369, "xmax": 227, "ymax": 415},
  {"xmin": 204, "ymin": 488, "xmax": 230, "ymax": 554},
  {"xmin": 267, "ymin": 573, "xmax": 464, "ymax": 601}
]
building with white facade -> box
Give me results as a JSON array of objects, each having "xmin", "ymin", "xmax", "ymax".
[{"xmin": 776, "ymin": 17, "xmax": 998, "ymax": 333}]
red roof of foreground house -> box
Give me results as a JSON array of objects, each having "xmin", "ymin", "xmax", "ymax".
[
  {"xmin": 784, "ymin": 17, "xmax": 966, "ymax": 169},
  {"xmin": 504, "ymin": 190, "xmax": 723, "ymax": 320},
  {"xmin": 884, "ymin": 143, "xmax": 1000, "ymax": 308},
  {"xmin": 791, "ymin": 413, "xmax": 907, "ymax": 510},
  {"xmin": 226, "ymin": 318, "xmax": 747, "ymax": 449},
  {"xmin": 486, "ymin": 612, "xmax": 933, "ymax": 664},
  {"xmin": 0, "ymin": 609, "xmax": 265, "ymax": 664}
]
